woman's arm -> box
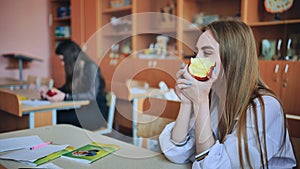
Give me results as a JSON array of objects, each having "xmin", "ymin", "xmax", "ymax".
[
  {"xmin": 179, "ymin": 66, "xmax": 215, "ymax": 155},
  {"xmin": 160, "ymin": 121, "xmax": 196, "ymax": 164},
  {"xmin": 171, "ymin": 67, "xmax": 194, "ymax": 143},
  {"xmin": 171, "ymin": 103, "xmax": 192, "ymax": 143},
  {"xmin": 159, "ymin": 67, "xmax": 195, "ymax": 163},
  {"xmin": 191, "ymin": 96, "xmax": 296, "ymax": 169},
  {"xmin": 193, "ymin": 99, "xmax": 215, "ymax": 155}
]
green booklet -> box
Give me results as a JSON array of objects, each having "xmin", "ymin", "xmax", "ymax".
[
  {"xmin": 61, "ymin": 142, "xmax": 120, "ymax": 164},
  {"xmin": 33, "ymin": 146, "xmax": 75, "ymax": 166}
]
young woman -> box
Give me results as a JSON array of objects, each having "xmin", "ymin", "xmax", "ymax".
[
  {"xmin": 41, "ymin": 40, "xmax": 108, "ymax": 130},
  {"xmin": 159, "ymin": 19, "xmax": 296, "ymax": 168}
]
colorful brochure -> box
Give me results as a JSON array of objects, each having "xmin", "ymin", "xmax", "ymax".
[{"xmin": 61, "ymin": 142, "xmax": 120, "ymax": 164}]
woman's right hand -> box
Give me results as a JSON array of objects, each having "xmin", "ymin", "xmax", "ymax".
[
  {"xmin": 39, "ymin": 86, "xmax": 49, "ymax": 99},
  {"xmin": 43, "ymin": 88, "xmax": 65, "ymax": 102},
  {"xmin": 179, "ymin": 66, "xmax": 213, "ymax": 105},
  {"xmin": 39, "ymin": 87, "xmax": 65, "ymax": 102},
  {"xmin": 175, "ymin": 68, "xmax": 192, "ymax": 104}
]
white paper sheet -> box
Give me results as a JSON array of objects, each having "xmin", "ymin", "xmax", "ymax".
[
  {"xmin": 21, "ymin": 100, "xmax": 50, "ymax": 106},
  {"xmin": 0, "ymin": 135, "xmax": 44, "ymax": 152},
  {"xmin": 37, "ymin": 162, "xmax": 63, "ymax": 169},
  {"xmin": 0, "ymin": 144, "xmax": 68, "ymax": 163},
  {"xmin": 35, "ymin": 163, "xmax": 62, "ymax": 169}
]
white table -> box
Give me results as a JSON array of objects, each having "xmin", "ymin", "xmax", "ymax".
[
  {"xmin": 0, "ymin": 89, "xmax": 89, "ymax": 129},
  {"xmin": 0, "ymin": 124, "xmax": 191, "ymax": 169}
]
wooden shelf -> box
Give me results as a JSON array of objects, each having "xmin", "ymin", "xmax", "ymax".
[
  {"xmin": 103, "ymin": 5, "xmax": 132, "ymax": 14},
  {"xmin": 152, "ymin": 27, "xmax": 177, "ymax": 34},
  {"xmin": 51, "ymin": 0, "xmax": 69, "ymax": 2},
  {"xmin": 103, "ymin": 31, "xmax": 132, "ymax": 37},
  {"xmin": 54, "ymin": 37, "xmax": 71, "ymax": 41},
  {"xmin": 54, "ymin": 16, "xmax": 71, "ymax": 22},
  {"xmin": 248, "ymin": 19, "xmax": 300, "ymax": 27},
  {"xmin": 135, "ymin": 28, "xmax": 176, "ymax": 35}
]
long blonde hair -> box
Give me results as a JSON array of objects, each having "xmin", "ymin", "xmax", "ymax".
[{"xmin": 207, "ymin": 19, "xmax": 286, "ymax": 168}]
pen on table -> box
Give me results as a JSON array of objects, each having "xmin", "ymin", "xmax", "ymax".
[{"xmin": 30, "ymin": 141, "xmax": 51, "ymax": 150}]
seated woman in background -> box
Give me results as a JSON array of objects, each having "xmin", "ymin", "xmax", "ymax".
[
  {"xmin": 41, "ymin": 40, "xmax": 108, "ymax": 130},
  {"xmin": 159, "ymin": 19, "xmax": 296, "ymax": 168}
]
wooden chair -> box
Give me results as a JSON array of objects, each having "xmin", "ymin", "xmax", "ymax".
[
  {"xmin": 136, "ymin": 113, "xmax": 173, "ymax": 151},
  {"xmin": 26, "ymin": 75, "xmax": 39, "ymax": 90},
  {"xmin": 39, "ymin": 77, "xmax": 54, "ymax": 89},
  {"xmin": 97, "ymin": 92, "xmax": 117, "ymax": 135},
  {"xmin": 135, "ymin": 97, "xmax": 180, "ymax": 151},
  {"xmin": 25, "ymin": 76, "xmax": 54, "ymax": 90}
]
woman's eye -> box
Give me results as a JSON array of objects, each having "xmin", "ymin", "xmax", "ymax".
[{"xmin": 204, "ymin": 50, "xmax": 213, "ymax": 56}]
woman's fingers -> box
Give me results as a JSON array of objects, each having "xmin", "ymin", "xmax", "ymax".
[
  {"xmin": 177, "ymin": 77, "xmax": 190, "ymax": 83},
  {"xmin": 46, "ymin": 95, "xmax": 59, "ymax": 102},
  {"xmin": 176, "ymin": 78, "xmax": 192, "ymax": 85},
  {"xmin": 183, "ymin": 66, "xmax": 196, "ymax": 81},
  {"xmin": 176, "ymin": 79, "xmax": 192, "ymax": 89},
  {"xmin": 177, "ymin": 66, "xmax": 194, "ymax": 80},
  {"xmin": 176, "ymin": 69, "xmax": 184, "ymax": 79},
  {"xmin": 177, "ymin": 84, "xmax": 192, "ymax": 90}
]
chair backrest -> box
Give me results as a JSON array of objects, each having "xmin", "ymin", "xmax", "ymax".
[
  {"xmin": 98, "ymin": 92, "xmax": 116, "ymax": 134},
  {"xmin": 136, "ymin": 93, "xmax": 178, "ymax": 138},
  {"xmin": 136, "ymin": 113, "xmax": 173, "ymax": 151},
  {"xmin": 137, "ymin": 113, "xmax": 173, "ymax": 138},
  {"xmin": 135, "ymin": 97, "xmax": 179, "ymax": 150},
  {"xmin": 38, "ymin": 77, "xmax": 54, "ymax": 89},
  {"xmin": 26, "ymin": 75, "xmax": 38, "ymax": 89},
  {"xmin": 26, "ymin": 76, "xmax": 54, "ymax": 90},
  {"xmin": 27, "ymin": 75, "xmax": 37, "ymax": 84}
]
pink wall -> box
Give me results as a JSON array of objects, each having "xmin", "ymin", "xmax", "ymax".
[{"xmin": 0, "ymin": 0, "xmax": 50, "ymax": 80}]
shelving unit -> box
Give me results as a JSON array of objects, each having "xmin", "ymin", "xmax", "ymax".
[
  {"xmin": 96, "ymin": 0, "xmax": 181, "ymax": 85},
  {"xmin": 50, "ymin": 0, "xmax": 71, "ymax": 42},
  {"xmin": 248, "ymin": 19, "xmax": 300, "ymax": 26},
  {"xmin": 50, "ymin": 0, "xmax": 300, "ymax": 85},
  {"xmin": 177, "ymin": 0, "xmax": 241, "ymax": 60},
  {"xmin": 242, "ymin": 1, "xmax": 300, "ymax": 134},
  {"xmin": 49, "ymin": 0, "xmax": 71, "ymax": 87},
  {"xmin": 49, "ymin": 0, "xmax": 300, "ymax": 136},
  {"xmin": 258, "ymin": 60, "xmax": 300, "ymax": 137},
  {"xmin": 242, "ymin": 0, "xmax": 300, "ymax": 58}
]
